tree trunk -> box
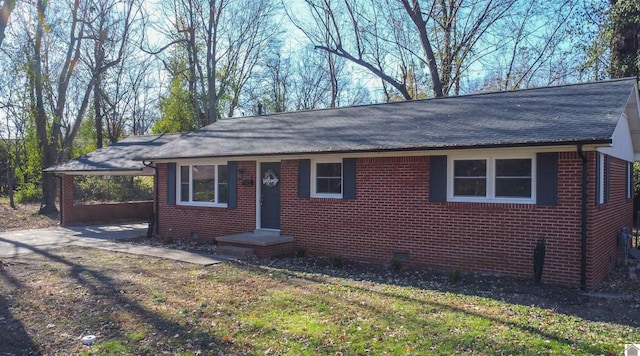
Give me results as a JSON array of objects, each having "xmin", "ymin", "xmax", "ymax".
[
  {"xmin": 609, "ymin": 0, "xmax": 640, "ymax": 78},
  {"xmin": 34, "ymin": 0, "xmax": 58, "ymax": 215},
  {"xmin": 7, "ymin": 158, "xmax": 15, "ymax": 209},
  {"xmin": 0, "ymin": 0, "xmax": 16, "ymax": 47},
  {"xmin": 95, "ymin": 39, "xmax": 104, "ymax": 148},
  {"xmin": 400, "ymin": 0, "xmax": 444, "ymax": 97}
]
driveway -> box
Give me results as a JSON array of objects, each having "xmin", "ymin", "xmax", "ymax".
[{"xmin": 0, "ymin": 224, "xmax": 234, "ymax": 265}]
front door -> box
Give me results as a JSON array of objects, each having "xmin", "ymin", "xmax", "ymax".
[{"xmin": 260, "ymin": 162, "xmax": 281, "ymax": 229}]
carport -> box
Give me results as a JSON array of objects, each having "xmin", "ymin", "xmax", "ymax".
[{"xmin": 45, "ymin": 134, "xmax": 177, "ymax": 226}]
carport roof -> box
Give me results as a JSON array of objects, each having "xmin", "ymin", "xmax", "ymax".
[{"xmin": 45, "ymin": 134, "xmax": 178, "ymax": 175}]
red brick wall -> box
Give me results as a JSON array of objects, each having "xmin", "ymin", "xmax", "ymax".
[
  {"xmin": 281, "ymin": 153, "xmax": 591, "ymax": 288},
  {"xmin": 60, "ymin": 175, "xmax": 153, "ymax": 226},
  {"xmin": 151, "ymin": 152, "xmax": 631, "ymax": 289},
  {"xmin": 587, "ymin": 155, "xmax": 633, "ymax": 289},
  {"xmin": 156, "ymin": 161, "xmax": 256, "ymax": 240}
]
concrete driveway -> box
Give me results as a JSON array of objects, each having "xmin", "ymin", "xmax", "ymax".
[{"xmin": 0, "ymin": 224, "xmax": 234, "ymax": 265}]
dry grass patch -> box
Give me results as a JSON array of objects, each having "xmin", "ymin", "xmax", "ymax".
[
  {"xmin": 1, "ymin": 247, "xmax": 639, "ymax": 355},
  {"xmin": 0, "ymin": 200, "xmax": 59, "ymax": 232}
]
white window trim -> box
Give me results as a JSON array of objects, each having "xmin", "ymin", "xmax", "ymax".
[
  {"xmin": 311, "ymin": 159, "xmax": 343, "ymax": 199},
  {"xmin": 627, "ymin": 162, "xmax": 633, "ymax": 199},
  {"xmin": 177, "ymin": 162, "xmax": 229, "ymax": 208},
  {"xmin": 447, "ymin": 154, "xmax": 536, "ymax": 204},
  {"xmin": 597, "ymin": 153, "xmax": 605, "ymax": 205}
]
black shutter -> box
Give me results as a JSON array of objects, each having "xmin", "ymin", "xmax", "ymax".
[
  {"xmin": 343, "ymin": 158, "xmax": 356, "ymax": 200},
  {"xmin": 536, "ymin": 153, "xmax": 558, "ymax": 206},
  {"xmin": 167, "ymin": 163, "xmax": 176, "ymax": 206},
  {"xmin": 429, "ymin": 155, "xmax": 447, "ymax": 202},
  {"xmin": 298, "ymin": 159, "xmax": 310, "ymax": 198},
  {"xmin": 228, "ymin": 161, "xmax": 237, "ymax": 209}
]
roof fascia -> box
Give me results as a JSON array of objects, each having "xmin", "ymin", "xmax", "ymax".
[{"xmin": 142, "ymin": 142, "xmax": 609, "ymax": 163}]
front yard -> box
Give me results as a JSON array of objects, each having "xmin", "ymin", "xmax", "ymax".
[{"xmin": 1, "ymin": 244, "xmax": 639, "ymax": 355}]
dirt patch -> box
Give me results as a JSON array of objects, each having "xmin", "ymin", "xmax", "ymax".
[{"xmin": 0, "ymin": 202, "xmax": 59, "ymax": 232}]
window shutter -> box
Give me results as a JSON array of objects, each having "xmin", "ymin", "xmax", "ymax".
[
  {"xmin": 536, "ymin": 153, "xmax": 558, "ymax": 206},
  {"xmin": 343, "ymin": 158, "xmax": 356, "ymax": 200},
  {"xmin": 228, "ymin": 161, "xmax": 237, "ymax": 209},
  {"xmin": 298, "ymin": 159, "xmax": 310, "ymax": 198},
  {"xmin": 167, "ymin": 163, "xmax": 176, "ymax": 206},
  {"xmin": 429, "ymin": 155, "xmax": 447, "ymax": 202}
]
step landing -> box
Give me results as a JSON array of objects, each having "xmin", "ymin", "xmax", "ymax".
[
  {"xmin": 216, "ymin": 231, "xmax": 294, "ymax": 247},
  {"xmin": 215, "ymin": 230, "xmax": 294, "ymax": 257},
  {"xmin": 218, "ymin": 245, "xmax": 255, "ymax": 257}
]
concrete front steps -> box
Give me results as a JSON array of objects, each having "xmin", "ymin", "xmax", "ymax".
[{"xmin": 215, "ymin": 229, "xmax": 294, "ymax": 257}]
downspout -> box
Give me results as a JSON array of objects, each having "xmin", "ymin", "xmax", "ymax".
[
  {"xmin": 143, "ymin": 161, "xmax": 157, "ymax": 237},
  {"xmin": 577, "ymin": 145, "xmax": 588, "ymax": 291}
]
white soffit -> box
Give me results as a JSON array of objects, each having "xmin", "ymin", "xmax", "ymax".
[{"xmin": 624, "ymin": 84, "xmax": 640, "ymax": 161}]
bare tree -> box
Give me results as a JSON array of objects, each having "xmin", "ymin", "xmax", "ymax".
[
  {"xmin": 31, "ymin": 0, "xmax": 59, "ymax": 214},
  {"xmin": 86, "ymin": 0, "xmax": 141, "ymax": 148},
  {"xmin": 150, "ymin": 0, "xmax": 279, "ymax": 125}
]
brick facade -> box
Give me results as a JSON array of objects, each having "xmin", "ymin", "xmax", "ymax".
[
  {"xmin": 587, "ymin": 155, "xmax": 633, "ymax": 289},
  {"xmin": 154, "ymin": 151, "xmax": 632, "ymax": 290},
  {"xmin": 60, "ymin": 175, "xmax": 153, "ymax": 226},
  {"xmin": 156, "ymin": 161, "xmax": 256, "ymax": 240}
]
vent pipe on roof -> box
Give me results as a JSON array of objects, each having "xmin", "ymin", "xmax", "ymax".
[{"xmin": 257, "ymin": 102, "xmax": 263, "ymax": 116}]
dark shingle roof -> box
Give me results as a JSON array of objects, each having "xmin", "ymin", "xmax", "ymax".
[
  {"xmin": 139, "ymin": 78, "xmax": 637, "ymax": 160},
  {"xmin": 45, "ymin": 134, "xmax": 178, "ymax": 173}
]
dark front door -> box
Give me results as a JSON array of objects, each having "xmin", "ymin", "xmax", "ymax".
[{"xmin": 260, "ymin": 162, "xmax": 281, "ymax": 229}]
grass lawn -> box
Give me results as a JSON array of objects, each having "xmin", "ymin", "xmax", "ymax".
[{"xmin": 1, "ymin": 246, "xmax": 639, "ymax": 355}]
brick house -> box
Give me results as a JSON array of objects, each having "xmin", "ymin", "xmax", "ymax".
[{"xmin": 49, "ymin": 78, "xmax": 640, "ymax": 290}]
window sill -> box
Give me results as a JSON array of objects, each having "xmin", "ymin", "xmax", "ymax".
[
  {"xmin": 448, "ymin": 196, "xmax": 535, "ymax": 204},
  {"xmin": 177, "ymin": 202, "xmax": 228, "ymax": 208},
  {"xmin": 310, "ymin": 193, "xmax": 343, "ymax": 199}
]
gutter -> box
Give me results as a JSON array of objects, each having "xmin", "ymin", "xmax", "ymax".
[
  {"xmin": 132, "ymin": 139, "xmax": 613, "ymax": 162},
  {"xmin": 577, "ymin": 144, "xmax": 588, "ymax": 291},
  {"xmin": 143, "ymin": 161, "xmax": 158, "ymax": 238}
]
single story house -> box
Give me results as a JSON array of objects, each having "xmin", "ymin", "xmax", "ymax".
[{"xmin": 48, "ymin": 78, "xmax": 640, "ymax": 290}]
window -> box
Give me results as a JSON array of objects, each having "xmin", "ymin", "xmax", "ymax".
[
  {"xmin": 449, "ymin": 155, "xmax": 535, "ymax": 203},
  {"xmin": 627, "ymin": 162, "xmax": 633, "ymax": 199},
  {"xmin": 453, "ymin": 160, "xmax": 486, "ymax": 196},
  {"xmin": 596, "ymin": 153, "xmax": 606, "ymax": 205},
  {"xmin": 312, "ymin": 161, "xmax": 342, "ymax": 197},
  {"xmin": 495, "ymin": 159, "xmax": 532, "ymax": 198},
  {"xmin": 178, "ymin": 163, "xmax": 228, "ymax": 206}
]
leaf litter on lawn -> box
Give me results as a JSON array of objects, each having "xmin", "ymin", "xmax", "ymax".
[{"xmin": 1, "ymin": 244, "xmax": 639, "ymax": 355}]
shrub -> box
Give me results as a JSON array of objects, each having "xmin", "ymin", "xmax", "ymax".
[
  {"xmin": 448, "ymin": 269, "xmax": 462, "ymax": 283},
  {"xmin": 331, "ymin": 256, "xmax": 343, "ymax": 268},
  {"xmin": 14, "ymin": 183, "xmax": 42, "ymax": 203},
  {"xmin": 533, "ymin": 237, "xmax": 546, "ymax": 285},
  {"xmin": 390, "ymin": 257, "xmax": 403, "ymax": 272},
  {"xmin": 162, "ymin": 235, "xmax": 174, "ymax": 245}
]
